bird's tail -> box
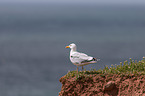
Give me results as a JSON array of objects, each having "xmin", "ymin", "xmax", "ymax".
[{"xmin": 93, "ymin": 58, "xmax": 100, "ymax": 62}]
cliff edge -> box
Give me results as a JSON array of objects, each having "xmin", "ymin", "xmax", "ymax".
[
  {"xmin": 59, "ymin": 73, "xmax": 145, "ymax": 96},
  {"xmin": 59, "ymin": 58, "xmax": 145, "ymax": 96}
]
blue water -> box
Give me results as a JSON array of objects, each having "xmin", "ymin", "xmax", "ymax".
[{"xmin": 0, "ymin": 2, "xmax": 145, "ymax": 96}]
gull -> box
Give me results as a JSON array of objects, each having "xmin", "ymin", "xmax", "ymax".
[{"xmin": 66, "ymin": 43, "xmax": 100, "ymax": 72}]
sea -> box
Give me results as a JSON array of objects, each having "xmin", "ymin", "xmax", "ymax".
[{"xmin": 0, "ymin": 1, "xmax": 145, "ymax": 96}]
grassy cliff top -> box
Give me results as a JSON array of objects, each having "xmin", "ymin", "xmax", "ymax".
[{"xmin": 65, "ymin": 57, "xmax": 145, "ymax": 79}]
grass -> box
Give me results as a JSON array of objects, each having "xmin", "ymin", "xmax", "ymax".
[{"xmin": 65, "ymin": 57, "xmax": 145, "ymax": 79}]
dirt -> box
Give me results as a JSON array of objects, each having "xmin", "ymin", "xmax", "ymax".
[{"xmin": 59, "ymin": 74, "xmax": 145, "ymax": 96}]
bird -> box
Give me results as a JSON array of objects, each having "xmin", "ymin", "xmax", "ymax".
[{"xmin": 66, "ymin": 43, "xmax": 100, "ymax": 72}]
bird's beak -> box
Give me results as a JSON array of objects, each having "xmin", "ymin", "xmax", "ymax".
[{"xmin": 65, "ymin": 46, "xmax": 70, "ymax": 48}]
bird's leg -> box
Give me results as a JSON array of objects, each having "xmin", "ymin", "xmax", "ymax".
[
  {"xmin": 82, "ymin": 66, "xmax": 84, "ymax": 72},
  {"xmin": 77, "ymin": 66, "xmax": 78, "ymax": 73}
]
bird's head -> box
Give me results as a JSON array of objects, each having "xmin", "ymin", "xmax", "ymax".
[{"xmin": 66, "ymin": 43, "xmax": 77, "ymax": 51}]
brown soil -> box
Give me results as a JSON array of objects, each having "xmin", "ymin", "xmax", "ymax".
[{"xmin": 59, "ymin": 74, "xmax": 145, "ymax": 96}]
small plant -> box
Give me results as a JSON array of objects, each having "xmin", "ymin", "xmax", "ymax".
[{"xmin": 100, "ymin": 57, "xmax": 145, "ymax": 75}]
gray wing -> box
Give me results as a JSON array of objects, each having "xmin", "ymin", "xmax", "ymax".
[{"xmin": 70, "ymin": 52, "xmax": 93, "ymax": 64}]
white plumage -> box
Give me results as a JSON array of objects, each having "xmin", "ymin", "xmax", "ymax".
[{"xmin": 66, "ymin": 43, "xmax": 100, "ymax": 72}]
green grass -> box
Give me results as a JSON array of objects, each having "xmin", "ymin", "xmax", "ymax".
[{"xmin": 65, "ymin": 57, "xmax": 145, "ymax": 79}]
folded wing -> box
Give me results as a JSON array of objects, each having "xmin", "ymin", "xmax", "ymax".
[{"xmin": 70, "ymin": 52, "xmax": 95, "ymax": 64}]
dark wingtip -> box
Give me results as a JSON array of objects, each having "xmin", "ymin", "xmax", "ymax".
[
  {"xmin": 93, "ymin": 58, "xmax": 100, "ymax": 61},
  {"xmin": 93, "ymin": 58, "xmax": 96, "ymax": 61}
]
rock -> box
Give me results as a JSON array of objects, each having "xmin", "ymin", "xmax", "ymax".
[{"xmin": 104, "ymin": 81, "xmax": 115, "ymax": 91}]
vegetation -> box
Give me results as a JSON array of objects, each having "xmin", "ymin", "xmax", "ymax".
[{"xmin": 65, "ymin": 57, "xmax": 145, "ymax": 79}]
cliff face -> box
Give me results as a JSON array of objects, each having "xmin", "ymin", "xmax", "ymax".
[{"xmin": 59, "ymin": 74, "xmax": 145, "ymax": 96}]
